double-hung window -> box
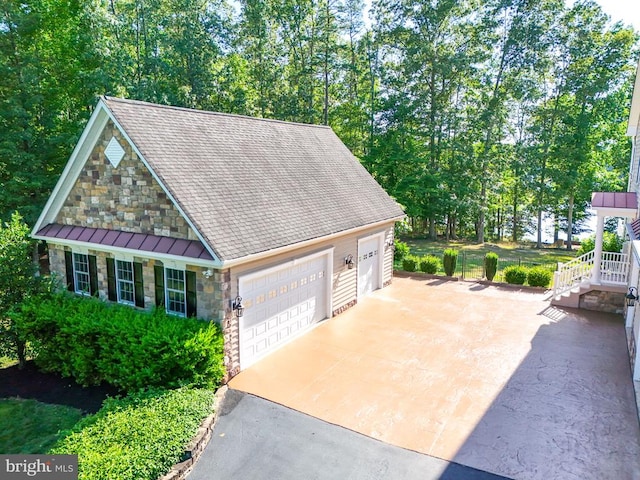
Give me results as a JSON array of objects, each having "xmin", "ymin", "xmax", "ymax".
[
  {"xmin": 73, "ymin": 253, "xmax": 91, "ymax": 295},
  {"xmin": 154, "ymin": 265, "xmax": 197, "ymax": 317},
  {"xmin": 106, "ymin": 258, "xmax": 145, "ymax": 308},
  {"xmin": 165, "ymin": 268, "xmax": 186, "ymax": 316},
  {"xmin": 116, "ymin": 260, "xmax": 135, "ymax": 305},
  {"xmin": 65, "ymin": 251, "xmax": 97, "ymax": 296}
]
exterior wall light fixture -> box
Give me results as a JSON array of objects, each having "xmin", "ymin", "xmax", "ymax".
[
  {"xmin": 232, "ymin": 296, "xmax": 245, "ymax": 317},
  {"xmin": 345, "ymin": 254, "xmax": 355, "ymax": 269},
  {"xmin": 626, "ymin": 287, "xmax": 638, "ymax": 307}
]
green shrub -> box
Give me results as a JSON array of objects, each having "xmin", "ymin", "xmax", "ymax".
[
  {"xmin": 442, "ymin": 249, "xmax": 458, "ymax": 277},
  {"xmin": 576, "ymin": 232, "xmax": 623, "ymax": 256},
  {"xmin": 51, "ymin": 387, "xmax": 215, "ymax": 480},
  {"xmin": 402, "ymin": 256, "xmax": 418, "ymax": 272},
  {"xmin": 16, "ymin": 294, "xmax": 225, "ymax": 392},
  {"xmin": 484, "ymin": 252, "xmax": 498, "ymax": 281},
  {"xmin": 527, "ymin": 266, "xmax": 553, "ymax": 287},
  {"xmin": 418, "ymin": 255, "xmax": 440, "ymax": 274},
  {"xmin": 394, "ymin": 239, "xmax": 410, "ymax": 262},
  {"xmin": 503, "ymin": 265, "xmax": 527, "ymax": 285}
]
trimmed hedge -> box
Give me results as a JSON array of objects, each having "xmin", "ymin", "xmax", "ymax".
[
  {"xmin": 16, "ymin": 294, "xmax": 225, "ymax": 392},
  {"xmin": 443, "ymin": 249, "xmax": 458, "ymax": 277},
  {"xmin": 51, "ymin": 387, "xmax": 215, "ymax": 480},
  {"xmin": 484, "ymin": 252, "xmax": 498, "ymax": 281},
  {"xmin": 527, "ymin": 266, "xmax": 553, "ymax": 287},
  {"xmin": 402, "ymin": 256, "xmax": 418, "ymax": 272},
  {"xmin": 419, "ymin": 255, "xmax": 440, "ymax": 274},
  {"xmin": 503, "ymin": 265, "xmax": 527, "ymax": 285}
]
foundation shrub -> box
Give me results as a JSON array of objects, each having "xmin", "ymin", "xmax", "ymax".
[
  {"xmin": 394, "ymin": 239, "xmax": 410, "ymax": 262},
  {"xmin": 484, "ymin": 252, "xmax": 498, "ymax": 281},
  {"xmin": 16, "ymin": 294, "xmax": 224, "ymax": 392},
  {"xmin": 51, "ymin": 387, "xmax": 215, "ymax": 480},
  {"xmin": 503, "ymin": 265, "xmax": 527, "ymax": 285},
  {"xmin": 402, "ymin": 256, "xmax": 418, "ymax": 272},
  {"xmin": 442, "ymin": 249, "xmax": 458, "ymax": 277},
  {"xmin": 419, "ymin": 255, "xmax": 440, "ymax": 274},
  {"xmin": 527, "ymin": 267, "xmax": 553, "ymax": 288}
]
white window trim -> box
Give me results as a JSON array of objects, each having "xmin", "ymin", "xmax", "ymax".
[
  {"xmin": 116, "ymin": 259, "xmax": 135, "ymax": 306},
  {"xmin": 72, "ymin": 252, "xmax": 91, "ymax": 296},
  {"xmin": 164, "ymin": 267, "xmax": 186, "ymax": 317}
]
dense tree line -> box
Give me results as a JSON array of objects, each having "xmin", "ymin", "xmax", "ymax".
[{"xmin": 0, "ymin": 0, "xmax": 637, "ymax": 245}]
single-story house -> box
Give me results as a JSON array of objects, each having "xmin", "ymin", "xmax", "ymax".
[{"xmin": 32, "ymin": 97, "xmax": 404, "ymax": 377}]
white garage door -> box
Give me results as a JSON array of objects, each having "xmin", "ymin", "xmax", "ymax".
[
  {"xmin": 358, "ymin": 235, "xmax": 382, "ymax": 298},
  {"xmin": 239, "ymin": 251, "xmax": 331, "ymax": 369}
]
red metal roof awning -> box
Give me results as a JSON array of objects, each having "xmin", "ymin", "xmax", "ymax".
[
  {"xmin": 35, "ymin": 224, "xmax": 214, "ymax": 261},
  {"xmin": 591, "ymin": 192, "xmax": 637, "ymax": 210}
]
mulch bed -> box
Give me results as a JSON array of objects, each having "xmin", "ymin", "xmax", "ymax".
[{"xmin": 0, "ymin": 361, "xmax": 120, "ymax": 414}]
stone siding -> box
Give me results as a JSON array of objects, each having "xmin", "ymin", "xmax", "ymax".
[
  {"xmin": 56, "ymin": 120, "xmax": 198, "ymax": 240},
  {"xmin": 579, "ymin": 290, "xmax": 625, "ymax": 314},
  {"xmin": 47, "ymin": 243, "xmax": 223, "ymax": 321}
]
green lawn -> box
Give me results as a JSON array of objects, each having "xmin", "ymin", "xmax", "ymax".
[
  {"xmin": 0, "ymin": 398, "xmax": 83, "ymax": 453},
  {"xmin": 397, "ymin": 238, "xmax": 578, "ymax": 282}
]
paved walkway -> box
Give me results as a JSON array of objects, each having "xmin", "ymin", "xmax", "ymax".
[
  {"xmin": 189, "ymin": 389, "xmax": 510, "ymax": 480},
  {"xmin": 230, "ymin": 276, "xmax": 640, "ymax": 480}
]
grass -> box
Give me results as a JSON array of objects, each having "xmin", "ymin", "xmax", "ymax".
[
  {"xmin": 400, "ymin": 237, "xmax": 578, "ymax": 264},
  {"xmin": 0, "ymin": 356, "xmax": 17, "ymax": 369},
  {"xmin": 397, "ymin": 237, "xmax": 578, "ymax": 283},
  {"xmin": 0, "ymin": 398, "xmax": 83, "ymax": 453}
]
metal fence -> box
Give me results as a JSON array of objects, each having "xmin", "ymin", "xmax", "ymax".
[{"xmin": 450, "ymin": 252, "xmax": 558, "ymax": 281}]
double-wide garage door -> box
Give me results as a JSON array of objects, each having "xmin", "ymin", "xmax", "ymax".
[{"xmin": 239, "ymin": 251, "xmax": 330, "ymax": 369}]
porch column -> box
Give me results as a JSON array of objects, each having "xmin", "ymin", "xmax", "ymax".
[{"xmin": 591, "ymin": 213, "xmax": 605, "ymax": 285}]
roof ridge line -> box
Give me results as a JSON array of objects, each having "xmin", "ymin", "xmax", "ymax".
[{"xmin": 102, "ymin": 96, "xmax": 332, "ymax": 130}]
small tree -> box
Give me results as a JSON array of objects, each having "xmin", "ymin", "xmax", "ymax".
[
  {"xmin": 484, "ymin": 252, "xmax": 498, "ymax": 281},
  {"xmin": 0, "ymin": 212, "xmax": 48, "ymax": 368},
  {"xmin": 443, "ymin": 249, "xmax": 458, "ymax": 277}
]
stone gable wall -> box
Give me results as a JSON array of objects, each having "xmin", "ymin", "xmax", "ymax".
[{"xmin": 56, "ymin": 120, "xmax": 198, "ymax": 240}]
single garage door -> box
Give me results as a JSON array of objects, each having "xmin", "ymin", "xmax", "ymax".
[
  {"xmin": 358, "ymin": 235, "xmax": 382, "ymax": 298},
  {"xmin": 239, "ymin": 250, "xmax": 331, "ymax": 369}
]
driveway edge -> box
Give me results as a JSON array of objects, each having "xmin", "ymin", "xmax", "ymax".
[{"xmin": 157, "ymin": 385, "xmax": 228, "ymax": 480}]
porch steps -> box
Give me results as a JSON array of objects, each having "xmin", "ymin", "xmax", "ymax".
[{"xmin": 551, "ymin": 281, "xmax": 627, "ymax": 309}]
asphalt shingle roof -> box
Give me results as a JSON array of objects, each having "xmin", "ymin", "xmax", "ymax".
[{"xmin": 102, "ymin": 97, "xmax": 404, "ymax": 261}]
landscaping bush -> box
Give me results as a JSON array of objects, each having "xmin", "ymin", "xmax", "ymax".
[
  {"xmin": 527, "ymin": 266, "xmax": 553, "ymax": 288},
  {"xmin": 402, "ymin": 256, "xmax": 418, "ymax": 272},
  {"xmin": 442, "ymin": 249, "xmax": 458, "ymax": 277},
  {"xmin": 418, "ymin": 255, "xmax": 440, "ymax": 274},
  {"xmin": 16, "ymin": 294, "xmax": 225, "ymax": 392},
  {"xmin": 51, "ymin": 387, "xmax": 215, "ymax": 480},
  {"xmin": 484, "ymin": 252, "xmax": 498, "ymax": 281},
  {"xmin": 503, "ymin": 265, "xmax": 527, "ymax": 285},
  {"xmin": 576, "ymin": 232, "xmax": 623, "ymax": 256},
  {"xmin": 394, "ymin": 239, "xmax": 410, "ymax": 262}
]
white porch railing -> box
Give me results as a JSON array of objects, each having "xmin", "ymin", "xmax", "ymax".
[
  {"xmin": 600, "ymin": 251, "xmax": 629, "ymax": 285},
  {"xmin": 553, "ymin": 251, "xmax": 594, "ymax": 297},
  {"xmin": 553, "ymin": 251, "xmax": 629, "ymax": 298}
]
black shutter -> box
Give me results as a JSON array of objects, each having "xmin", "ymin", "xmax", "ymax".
[
  {"xmin": 64, "ymin": 250, "xmax": 75, "ymax": 292},
  {"xmin": 106, "ymin": 258, "xmax": 117, "ymax": 301},
  {"xmin": 134, "ymin": 262, "xmax": 145, "ymax": 308},
  {"xmin": 154, "ymin": 265, "xmax": 165, "ymax": 308},
  {"xmin": 88, "ymin": 255, "xmax": 98, "ymax": 297},
  {"xmin": 186, "ymin": 270, "xmax": 197, "ymax": 318}
]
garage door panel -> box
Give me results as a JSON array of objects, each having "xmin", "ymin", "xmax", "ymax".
[
  {"xmin": 358, "ymin": 236, "xmax": 381, "ymax": 298},
  {"xmin": 239, "ymin": 252, "xmax": 330, "ymax": 369}
]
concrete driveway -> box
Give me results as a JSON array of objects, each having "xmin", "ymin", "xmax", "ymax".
[{"xmin": 230, "ymin": 276, "xmax": 640, "ymax": 480}]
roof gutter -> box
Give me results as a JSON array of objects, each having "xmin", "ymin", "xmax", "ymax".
[{"xmin": 218, "ymin": 215, "xmax": 405, "ymax": 269}]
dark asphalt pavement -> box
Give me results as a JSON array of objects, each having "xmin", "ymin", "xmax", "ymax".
[{"xmin": 188, "ymin": 389, "xmax": 511, "ymax": 480}]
